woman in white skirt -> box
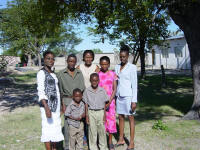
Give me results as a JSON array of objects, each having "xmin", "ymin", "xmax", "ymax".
[
  {"xmin": 37, "ymin": 51, "xmax": 64, "ymax": 150},
  {"xmin": 115, "ymin": 45, "xmax": 137, "ymax": 150}
]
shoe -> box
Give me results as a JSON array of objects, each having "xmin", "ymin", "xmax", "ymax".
[
  {"xmin": 109, "ymin": 144, "xmax": 115, "ymax": 150},
  {"xmin": 83, "ymin": 139, "xmax": 87, "ymax": 146},
  {"xmin": 115, "ymin": 143, "xmax": 125, "ymax": 147},
  {"xmin": 126, "ymin": 148, "xmax": 135, "ymax": 150}
]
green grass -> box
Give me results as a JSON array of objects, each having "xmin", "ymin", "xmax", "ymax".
[
  {"xmin": 8, "ymin": 72, "xmax": 37, "ymax": 83},
  {"xmin": 1, "ymin": 74, "xmax": 200, "ymax": 150}
]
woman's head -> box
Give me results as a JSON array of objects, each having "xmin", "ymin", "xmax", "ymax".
[
  {"xmin": 120, "ymin": 45, "xmax": 129, "ymax": 65},
  {"xmin": 100, "ymin": 56, "xmax": 110, "ymax": 72},
  {"xmin": 82, "ymin": 50, "xmax": 94, "ymax": 66},
  {"xmin": 43, "ymin": 51, "xmax": 55, "ymax": 68}
]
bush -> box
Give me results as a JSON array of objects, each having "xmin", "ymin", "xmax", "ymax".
[{"xmin": 152, "ymin": 120, "xmax": 168, "ymax": 130}]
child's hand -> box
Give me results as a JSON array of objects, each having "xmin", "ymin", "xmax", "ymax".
[
  {"xmin": 103, "ymin": 114, "xmax": 106, "ymax": 124},
  {"xmin": 76, "ymin": 117, "xmax": 82, "ymax": 121},
  {"xmin": 106, "ymin": 101, "xmax": 111, "ymax": 109},
  {"xmin": 62, "ymin": 105, "xmax": 66, "ymax": 113},
  {"xmin": 86, "ymin": 116, "xmax": 89, "ymax": 125}
]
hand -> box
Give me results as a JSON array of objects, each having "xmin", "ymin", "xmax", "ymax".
[
  {"xmin": 105, "ymin": 103, "xmax": 109, "ymax": 110},
  {"xmin": 95, "ymin": 65, "xmax": 100, "ymax": 72},
  {"xmin": 103, "ymin": 114, "xmax": 106, "ymax": 124},
  {"xmin": 86, "ymin": 115, "xmax": 89, "ymax": 125},
  {"xmin": 62, "ymin": 105, "xmax": 66, "ymax": 113},
  {"xmin": 45, "ymin": 106, "xmax": 52, "ymax": 118},
  {"xmin": 106, "ymin": 101, "xmax": 111, "ymax": 109},
  {"xmin": 131, "ymin": 102, "xmax": 137, "ymax": 112},
  {"xmin": 76, "ymin": 117, "xmax": 82, "ymax": 121}
]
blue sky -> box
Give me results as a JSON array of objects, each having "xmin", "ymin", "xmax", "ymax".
[{"xmin": 0, "ymin": 0, "xmax": 179, "ymax": 54}]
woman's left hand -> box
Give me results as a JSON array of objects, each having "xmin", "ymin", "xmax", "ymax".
[{"xmin": 131, "ymin": 102, "xmax": 137, "ymax": 112}]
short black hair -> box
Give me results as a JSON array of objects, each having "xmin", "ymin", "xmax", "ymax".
[
  {"xmin": 90, "ymin": 73, "xmax": 99, "ymax": 80},
  {"xmin": 67, "ymin": 54, "xmax": 77, "ymax": 61},
  {"xmin": 43, "ymin": 51, "xmax": 55, "ymax": 58},
  {"xmin": 83, "ymin": 50, "xmax": 94, "ymax": 61},
  {"xmin": 100, "ymin": 56, "xmax": 110, "ymax": 64},
  {"xmin": 73, "ymin": 88, "xmax": 82, "ymax": 95},
  {"xmin": 120, "ymin": 45, "xmax": 130, "ymax": 55}
]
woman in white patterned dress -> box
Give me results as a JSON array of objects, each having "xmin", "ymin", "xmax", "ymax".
[{"xmin": 37, "ymin": 51, "xmax": 64, "ymax": 150}]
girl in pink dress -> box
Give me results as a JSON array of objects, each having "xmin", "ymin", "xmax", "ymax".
[{"xmin": 98, "ymin": 56, "xmax": 117, "ymax": 150}]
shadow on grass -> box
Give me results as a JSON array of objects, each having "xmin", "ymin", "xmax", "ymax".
[
  {"xmin": 0, "ymin": 83, "xmax": 38, "ymax": 112},
  {"xmin": 136, "ymin": 74, "xmax": 193, "ymax": 122},
  {"xmin": 8, "ymin": 73, "xmax": 37, "ymax": 83}
]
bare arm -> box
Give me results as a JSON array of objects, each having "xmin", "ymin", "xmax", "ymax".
[
  {"xmin": 85, "ymin": 104, "xmax": 89, "ymax": 124},
  {"xmin": 41, "ymin": 99, "xmax": 51, "ymax": 118},
  {"xmin": 103, "ymin": 103, "xmax": 106, "ymax": 123}
]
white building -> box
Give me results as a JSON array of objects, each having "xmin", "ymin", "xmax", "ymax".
[{"xmin": 146, "ymin": 35, "xmax": 191, "ymax": 69}]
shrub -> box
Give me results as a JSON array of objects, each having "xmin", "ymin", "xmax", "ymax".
[{"xmin": 152, "ymin": 120, "xmax": 168, "ymax": 130}]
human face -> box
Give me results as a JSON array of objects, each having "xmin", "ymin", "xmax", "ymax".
[
  {"xmin": 67, "ymin": 57, "xmax": 76, "ymax": 71},
  {"xmin": 90, "ymin": 76, "xmax": 99, "ymax": 89},
  {"xmin": 44, "ymin": 53, "xmax": 55, "ymax": 68},
  {"xmin": 84, "ymin": 53, "xmax": 93, "ymax": 66},
  {"xmin": 120, "ymin": 51, "xmax": 129, "ymax": 66},
  {"xmin": 100, "ymin": 60, "xmax": 110, "ymax": 72},
  {"xmin": 73, "ymin": 91, "xmax": 82, "ymax": 104}
]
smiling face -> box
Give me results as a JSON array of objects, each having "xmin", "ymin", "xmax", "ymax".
[
  {"xmin": 84, "ymin": 53, "xmax": 94, "ymax": 66},
  {"xmin": 120, "ymin": 51, "xmax": 129, "ymax": 65},
  {"xmin": 73, "ymin": 91, "xmax": 82, "ymax": 104},
  {"xmin": 67, "ymin": 56, "xmax": 77, "ymax": 70},
  {"xmin": 44, "ymin": 53, "xmax": 55, "ymax": 68}
]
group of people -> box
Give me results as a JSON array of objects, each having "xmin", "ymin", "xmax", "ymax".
[{"xmin": 37, "ymin": 45, "xmax": 138, "ymax": 150}]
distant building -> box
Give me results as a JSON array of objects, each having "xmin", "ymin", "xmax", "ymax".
[
  {"xmin": 0, "ymin": 55, "xmax": 21, "ymax": 66},
  {"xmin": 146, "ymin": 35, "xmax": 190, "ymax": 69}
]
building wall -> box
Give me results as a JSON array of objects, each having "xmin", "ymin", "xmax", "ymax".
[
  {"xmin": 147, "ymin": 37, "xmax": 191, "ymax": 69},
  {"xmin": 0, "ymin": 56, "xmax": 21, "ymax": 66},
  {"xmin": 54, "ymin": 52, "xmax": 136, "ymax": 70}
]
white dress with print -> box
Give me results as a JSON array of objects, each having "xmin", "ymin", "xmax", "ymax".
[{"xmin": 37, "ymin": 70, "xmax": 64, "ymax": 142}]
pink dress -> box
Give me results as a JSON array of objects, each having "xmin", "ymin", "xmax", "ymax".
[{"xmin": 98, "ymin": 70, "xmax": 117, "ymax": 133}]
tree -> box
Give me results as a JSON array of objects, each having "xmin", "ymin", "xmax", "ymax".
[
  {"xmin": 47, "ymin": 25, "xmax": 82, "ymax": 56},
  {"xmin": 66, "ymin": 0, "xmax": 170, "ymax": 78},
  {"xmin": 1, "ymin": 0, "xmax": 68, "ymax": 67},
  {"xmin": 92, "ymin": 48, "xmax": 103, "ymax": 53},
  {"xmin": 162, "ymin": 0, "xmax": 200, "ymax": 120},
  {"xmin": 0, "ymin": 0, "xmax": 81, "ymax": 66}
]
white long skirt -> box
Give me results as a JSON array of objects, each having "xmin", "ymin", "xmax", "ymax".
[{"xmin": 40, "ymin": 108, "xmax": 64, "ymax": 142}]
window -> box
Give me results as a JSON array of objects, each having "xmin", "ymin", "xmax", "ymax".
[{"xmin": 174, "ymin": 46, "xmax": 183, "ymax": 57}]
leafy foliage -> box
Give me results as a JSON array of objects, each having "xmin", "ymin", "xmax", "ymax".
[
  {"xmin": 152, "ymin": 120, "xmax": 168, "ymax": 130},
  {"xmin": 0, "ymin": 0, "xmax": 82, "ymax": 65}
]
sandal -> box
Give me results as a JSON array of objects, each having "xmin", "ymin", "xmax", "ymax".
[
  {"xmin": 109, "ymin": 144, "xmax": 115, "ymax": 150},
  {"xmin": 115, "ymin": 142, "xmax": 125, "ymax": 147}
]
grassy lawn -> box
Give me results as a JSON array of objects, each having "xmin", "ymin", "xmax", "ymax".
[
  {"xmin": 0, "ymin": 73, "xmax": 200, "ymax": 150},
  {"xmin": 7, "ymin": 71, "xmax": 37, "ymax": 83}
]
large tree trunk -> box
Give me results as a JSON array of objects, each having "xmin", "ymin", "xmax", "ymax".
[
  {"xmin": 167, "ymin": 1, "xmax": 200, "ymax": 120},
  {"xmin": 139, "ymin": 39, "xmax": 146, "ymax": 79},
  {"xmin": 27, "ymin": 54, "xmax": 33, "ymax": 66},
  {"xmin": 37, "ymin": 52, "xmax": 42, "ymax": 67}
]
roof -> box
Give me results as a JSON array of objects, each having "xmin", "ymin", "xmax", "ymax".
[{"xmin": 167, "ymin": 35, "xmax": 184, "ymax": 40}]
